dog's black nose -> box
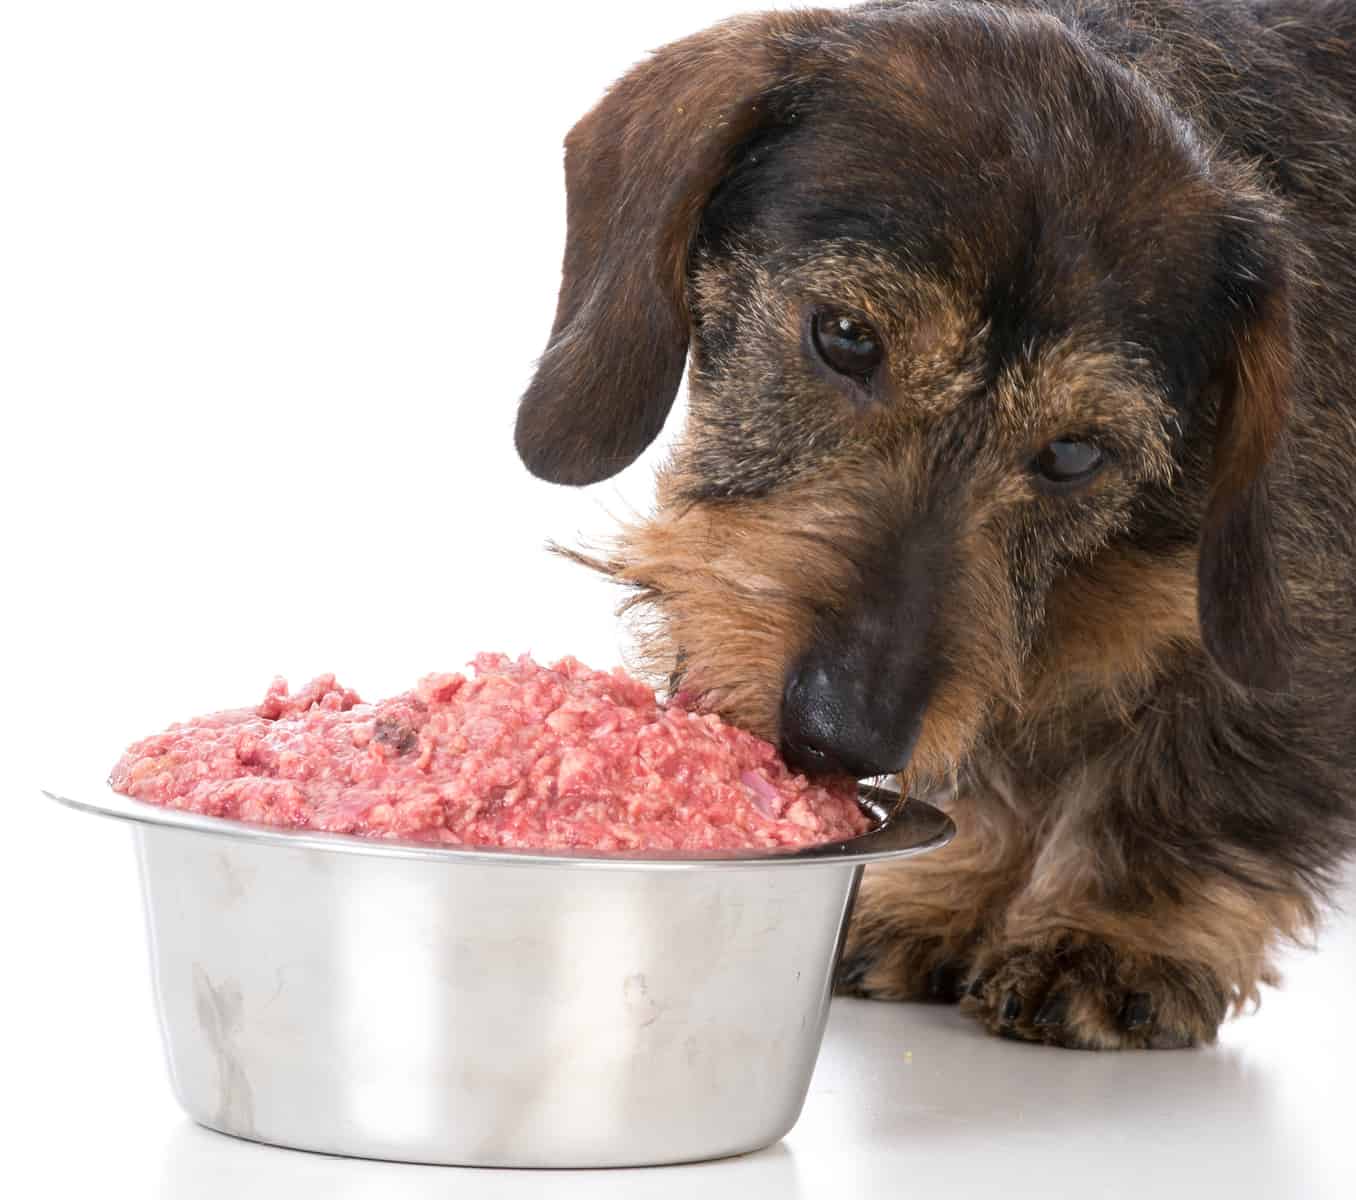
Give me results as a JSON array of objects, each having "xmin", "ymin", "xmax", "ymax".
[{"xmin": 780, "ymin": 653, "xmax": 923, "ymax": 779}]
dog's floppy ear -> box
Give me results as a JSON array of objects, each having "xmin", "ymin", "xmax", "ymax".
[
  {"xmin": 1196, "ymin": 231, "xmax": 1295, "ymax": 691},
  {"xmin": 515, "ymin": 13, "xmax": 822, "ymax": 485}
]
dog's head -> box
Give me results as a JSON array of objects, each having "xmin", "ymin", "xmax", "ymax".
[{"xmin": 517, "ymin": 5, "xmax": 1295, "ymax": 784}]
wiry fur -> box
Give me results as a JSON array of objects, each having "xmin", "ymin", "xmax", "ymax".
[{"xmin": 520, "ymin": 0, "xmax": 1356, "ymax": 1049}]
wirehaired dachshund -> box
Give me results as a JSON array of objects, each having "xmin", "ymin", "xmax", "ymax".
[{"xmin": 515, "ymin": 0, "xmax": 1356, "ymax": 1048}]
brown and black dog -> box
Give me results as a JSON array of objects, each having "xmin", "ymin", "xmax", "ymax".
[{"xmin": 515, "ymin": 0, "xmax": 1356, "ymax": 1049}]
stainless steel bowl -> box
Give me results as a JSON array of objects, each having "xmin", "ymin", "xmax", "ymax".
[{"xmin": 44, "ymin": 782, "xmax": 952, "ymax": 1168}]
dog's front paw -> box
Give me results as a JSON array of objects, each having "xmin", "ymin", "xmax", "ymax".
[
  {"xmin": 961, "ymin": 932, "xmax": 1229, "ymax": 1049},
  {"xmin": 836, "ymin": 932, "xmax": 973, "ymax": 1003},
  {"xmin": 829, "ymin": 873, "xmax": 981, "ymax": 1003}
]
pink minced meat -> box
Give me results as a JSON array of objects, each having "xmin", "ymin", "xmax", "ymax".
[{"xmin": 109, "ymin": 653, "xmax": 868, "ymax": 852}]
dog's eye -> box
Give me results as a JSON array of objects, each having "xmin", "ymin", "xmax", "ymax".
[
  {"xmin": 811, "ymin": 310, "xmax": 883, "ymax": 379},
  {"xmin": 1033, "ymin": 439, "xmax": 1105, "ymax": 488}
]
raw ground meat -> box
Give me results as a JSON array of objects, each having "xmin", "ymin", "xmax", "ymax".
[{"xmin": 109, "ymin": 653, "xmax": 869, "ymax": 852}]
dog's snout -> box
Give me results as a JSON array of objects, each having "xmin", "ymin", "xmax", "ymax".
[
  {"xmin": 780, "ymin": 516, "xmax": 942, "ymax": 780},
  {"xmin": 781, "ymin": 653, "xmax": 924, "ymax": 780}
]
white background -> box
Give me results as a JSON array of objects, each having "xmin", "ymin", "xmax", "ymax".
[{"xmin": 3, "ymin": 3, "xmax": 1352, "ymax": 1197}]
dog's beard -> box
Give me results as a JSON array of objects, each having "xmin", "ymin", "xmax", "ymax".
[
  {"xmin": 553, "ymin": 520, "xmax": 1019, "ymax": 802},
  {"xmin": 549, "ymin": 499, "xmax": 854, "ymax": 741}
]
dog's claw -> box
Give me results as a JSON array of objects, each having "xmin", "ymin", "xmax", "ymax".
[
  {"xmin": 1033, "ymin": 991, "xmax": 1069, "ymax": 1027},
  {"xmin": 1000, "ymin": 991, "xmax": 1024, "ymax": 1023},
  {"xmin": 835, "ymin": 952, "xmax": 874, "ymax": 992},
  {"xmin": 967, "ymin": 970, "xmax": 991, "ymax": 999},
  {"xmin": 1120, "ymin": 992, "xmax": 1154, "ymax": 1030},
  {"xmin": 925, "ymin": 960, "xmax": 968, "ymax": 1003}
]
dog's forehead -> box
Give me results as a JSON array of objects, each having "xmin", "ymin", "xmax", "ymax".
[{"xmin": 700, "ymin": 11, "xmax": 1230, "ymax": 404}]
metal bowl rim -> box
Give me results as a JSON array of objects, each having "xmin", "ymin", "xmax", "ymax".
[{"xmin": 43, "ymin": 782, "xmax": 953, "ymax": 871}]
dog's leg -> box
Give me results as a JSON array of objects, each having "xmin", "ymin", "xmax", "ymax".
[
  {"xmin": 837, "ymin": 766, "xmax": 1033, "ymax": 1003},
  {"xmin": 959, "ymin": 759, "xmax": 1318, "ymax": 1049}
]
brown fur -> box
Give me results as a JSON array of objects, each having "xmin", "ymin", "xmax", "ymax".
[
  {"xmin": 582, "ymin": 460, "xmax": 1025, "ymax": 788},
  {"xmin": 519, "ymin": 0, "xmax": 1356, "ymax": 1050},
  {"xmin": 1020, "ymin": 547, "xmax": 1201, "ymax": 728}
]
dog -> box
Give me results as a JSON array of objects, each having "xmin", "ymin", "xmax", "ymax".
[{"xmin": 514, "ymin": 0, "xmax": 1356, "ymax": 1049}]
